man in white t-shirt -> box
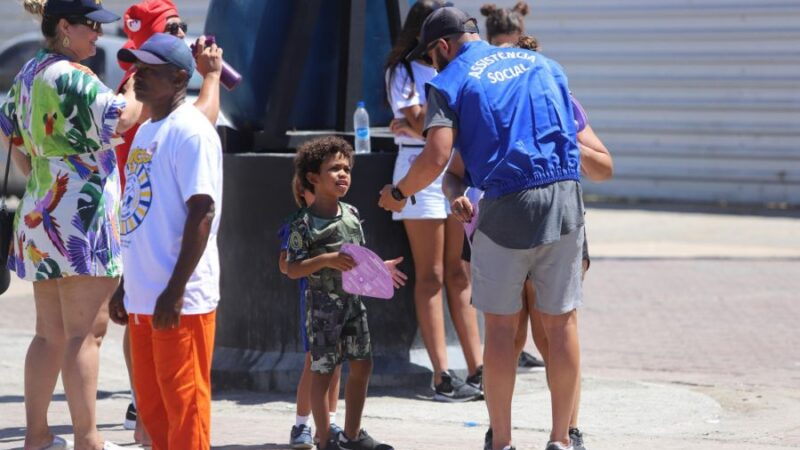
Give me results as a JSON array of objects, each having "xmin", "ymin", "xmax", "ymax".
[{"xmin": 108, "ymin": 33, "xmax": 223, "ymax": 450}]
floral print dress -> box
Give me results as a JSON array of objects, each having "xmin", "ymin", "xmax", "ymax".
[{"xmin": 0, "ymin": 49, "xmax": 126, "ymax": 281}]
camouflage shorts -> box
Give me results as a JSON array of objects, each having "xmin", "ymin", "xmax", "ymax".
[{"xmin": 306, "ymin": 291, "xmax": 371, "ymax": 374}]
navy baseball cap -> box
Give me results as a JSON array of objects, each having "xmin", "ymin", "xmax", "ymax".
[
  {"xmin": 44, "ymin": 0, "xmax": 120, "ymax": 24},
  {"xmin": 117, "ymin": 33, "xmax": 195, "ymax": 77},
  {"xmin": 407, "ymin": 6, "xmax": 479, "ymax": 61}
]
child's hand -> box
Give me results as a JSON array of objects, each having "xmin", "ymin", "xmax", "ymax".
[
  {"xmin": 384, "ymin": 256, "xmax": 408, "ymax": 288},
  {"xmin": 450, "ymin": 196, "xmax": 474, "ymax": 224},
  {"xmin": 326, "ymin": 252, "xmax": 357, "ymax": 272}
]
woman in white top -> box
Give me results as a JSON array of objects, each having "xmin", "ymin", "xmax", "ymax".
[{"xmin": 384, "ymin": 0, "xmax": 484, "ymax": 402}]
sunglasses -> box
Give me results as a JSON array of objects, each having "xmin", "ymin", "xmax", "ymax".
[
  {"xmin": 67, "ymin": 16, "xmax": 102, "ymax": 33},
  {"xmin": 164, "ymin": 21, "xmax": 188, "ymax": 36}
]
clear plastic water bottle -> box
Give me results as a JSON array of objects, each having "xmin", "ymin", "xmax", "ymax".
[{"xmin": 354, "ymin": 101, "xmax": 371, "ymax": 154}]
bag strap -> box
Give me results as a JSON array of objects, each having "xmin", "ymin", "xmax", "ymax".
[{"xmin": 1, "ymin": 137, "xmax": 13, "ymax": 211}]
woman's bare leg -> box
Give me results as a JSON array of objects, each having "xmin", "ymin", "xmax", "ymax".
[
  {"xmin": 403, "ymin": 219, "xmax": 448, "ymax": 383},
  {"xmin": 58, "ymin": 276, "xmax": 118, "ymax": 450},
  {"xmin": 24, "ymin": 280, "xmax": 65, "ymax": 450}
]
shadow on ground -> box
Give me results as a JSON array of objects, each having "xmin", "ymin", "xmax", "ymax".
[
  {"xmin": 586, "ymin": 198, "xmax": 800, "ymax": 218},
  {"xmin": 213, "ymin": 445, "xmax": 293, "ymax": 450},
  {"xmin": 0, "ymin": 423, "xmax": 119, "ymax": 440},
  {"xmin": 212, "ymin": 384, "xmax": 437, "ymax": 406}
]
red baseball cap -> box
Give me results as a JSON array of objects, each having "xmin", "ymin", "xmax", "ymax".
[{"xmin": 122, "ymin": 0, "xmax": 179, "ymax": 49}]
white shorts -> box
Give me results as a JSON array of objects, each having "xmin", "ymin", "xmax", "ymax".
[{"xmin": 392, "ymin": 146, "xmax": 451, "ymax": 221}]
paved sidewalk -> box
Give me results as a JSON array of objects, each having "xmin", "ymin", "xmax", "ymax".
[{"xmin": 1, "ymin": 205, "xmax": 799, "ymax": 449}]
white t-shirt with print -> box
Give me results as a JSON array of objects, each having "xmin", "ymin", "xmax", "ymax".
[
  {"xmin": 385, "ymin": 61, "xmax": 436, "ymax": 146},
  {"xmin": 121, "ymin": 103, "xmax": 223, "ymax": 315}
]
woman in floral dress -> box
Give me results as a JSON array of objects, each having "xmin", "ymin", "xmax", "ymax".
[{"xmin": 0, "ymin": 1, "xmax": 140, "ymax": 448}]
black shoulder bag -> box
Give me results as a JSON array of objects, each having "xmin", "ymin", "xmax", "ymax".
[{"xmin": 0, "ymin": 138, "xmax": 17, "ymax": 294}]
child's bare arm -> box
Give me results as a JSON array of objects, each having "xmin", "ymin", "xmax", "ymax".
[
  {"xmin": 278, "ymin": 250, "xmax": 289, "ymax": 275},
  {"xmin": 286, "ymin": 252, "xmax": 356, "ymax": 279}
]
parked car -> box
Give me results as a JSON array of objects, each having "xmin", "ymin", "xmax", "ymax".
[{"xmin": 1, "ymin": 32, "xmax": 229, "ymax": 197}]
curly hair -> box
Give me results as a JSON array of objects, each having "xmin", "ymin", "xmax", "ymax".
[
  {"xmin": 291, "ymin": 174, "xmax": 307, "ymax": 208},
  {"xmin": 516, "ymin": 34, "xmax": 540, "ymax": 52},
  {"xmin": 294, "ymin": 136, "xmax": 354, "ymax": 194},
  {"xmin": 480, "ymin": 1, "xmax": 529, "ymax": 44}
]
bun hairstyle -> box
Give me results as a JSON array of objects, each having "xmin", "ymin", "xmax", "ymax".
[
  {"xmin": 23, "ymin": 0, "xmax": 61, "ymax": 48},
  {"xmin": 479, "ymin": 3, "xmax": 498, "ymax": 16},
  {"xmin": 22, "ymin": 0, "xmax": 47, "ymax": 17},
  {"xmin": 516, "ymin": 34, "xmax": 540, "ymax": 52},
  {"xmin": 512, "ymin": 1, "xmax": 529, "ymax": 15},
  {"xmin": 481, "ymin": 1, "xmax": 529, "ymax": 43}
]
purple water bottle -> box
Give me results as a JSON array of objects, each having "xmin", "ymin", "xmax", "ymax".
[{"xmin": 192, "ymin": 35, "xmax": 242, "ymax": 91}]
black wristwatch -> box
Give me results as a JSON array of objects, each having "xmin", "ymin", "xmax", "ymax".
[{"xmin": 390, "ymin": 186, "xmax": 407, "ymax": 201}]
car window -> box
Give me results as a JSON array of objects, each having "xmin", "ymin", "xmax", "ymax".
[{"xmin": 0, "ymin": 40, "xmax": 41, "ymax": 91}]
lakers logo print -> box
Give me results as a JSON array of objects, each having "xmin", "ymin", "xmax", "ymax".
[{"xmin": 120, "ymin": 146, "xmax": 154, "ymax": 235}]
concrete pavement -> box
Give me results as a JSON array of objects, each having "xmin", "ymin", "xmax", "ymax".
[{"xmin": 1, "ymin": 204, "xmax": 799, "ymax": 449}]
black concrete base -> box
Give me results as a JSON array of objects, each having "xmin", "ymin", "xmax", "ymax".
[
  {"xmin": 214, "ymin": 152, "xmax": 424, "ymax": 390},
  {"xmin": 212, "ymin": 347, "xmax": 433, "ymax": 393}
]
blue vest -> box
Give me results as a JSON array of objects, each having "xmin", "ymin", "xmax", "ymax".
[{"xmin": 427, "ymin": 40, "xmax": 580, "ymax": 198}]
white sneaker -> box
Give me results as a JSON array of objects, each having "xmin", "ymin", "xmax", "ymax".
[
  {"xmin": 545, "ymin": 441, "xmax": 574, "ymax": 450},
  {"xmin": 103, "ymin": 442, "xmax": 127, "ymax": 450},
  {"xmin": 42, "ymin": 436, "xmax": 73, "ymax": 450},
  {"xmin": 123, "ymin": 403, "xmax": 137, "ymax": 430}
]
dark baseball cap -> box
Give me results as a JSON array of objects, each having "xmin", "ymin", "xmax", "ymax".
[
  {"xmin": 117, "ymin": 33, "xmax": 195, "ymax": 77},
  {"xmin": 44, "ymin": 0, "xmax": 120, "ymax": 24},
  {"xmin": 407, "ymin": 6, "xmax": 479, "ymax": 61}
]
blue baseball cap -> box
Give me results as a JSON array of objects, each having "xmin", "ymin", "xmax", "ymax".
[
  {"xmin": 44, "ymin": 0, "xmax": 120, "ymax": 24},
  {"xmin": 407, "ymin": 6, "xmax": 478, "ymax": 61},
  {"xmin": 117, "ymin": 33, "xmax": 195, "ymax": 77}
]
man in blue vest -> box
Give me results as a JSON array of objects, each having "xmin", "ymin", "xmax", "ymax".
[{"xmin": 378, "ymin": 7, "xmax": 585, "ymax": 450}]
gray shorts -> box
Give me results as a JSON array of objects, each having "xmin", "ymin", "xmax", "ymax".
[{"xmin": 471, "ymin": 226, "xmax": 584, "ymax": 316}]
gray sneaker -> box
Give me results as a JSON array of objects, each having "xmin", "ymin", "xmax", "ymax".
[
  {"xmin": 569, "ymin": 428, "xmax": 586, "ymax": 450},
  {"xmin": 317, "ymin": 437, "xmax": 341, "ymax": 450},
  {"xmin": 484, "ymin": 428, "xmax": 519, "ymax": 450},
  {"xmin": 465, "ymin": 365, "xmax": 484, "ymax": 397},
  {"xmin": 518, "ymin": 351, "xmax": 546, "ymax": 371},
  {"xmin": 338, "ymin": 429, "xmax": 393, "ymax": 450},
  {"xmin": 291, "ymin": 424, "xmax": 314, "ymax": 449},
  {"xmin": 545, "ymin": 441, "xmax": 573, "ymax": 450},
  {"xmin": 433, "ymin": 370, "xmax": 482, "ymax": 402}
]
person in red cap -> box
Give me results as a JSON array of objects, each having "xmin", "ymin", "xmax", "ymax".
[
  {"xmin": 112, "ymin": 0, "xmax": 224, "ymax": 445},
  {"xmin": 115, "ymin": 0, "xmax": 222, "ymax": 189}
]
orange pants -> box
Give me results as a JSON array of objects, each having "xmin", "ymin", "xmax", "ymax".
[{"xmin": 129, "ymin": 311, "xmax": 216, "ymax": 450}]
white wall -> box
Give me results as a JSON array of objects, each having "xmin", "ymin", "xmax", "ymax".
[{"xmin": 518, "ymin": 0, "xmax": 800, "ymax": 206}]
